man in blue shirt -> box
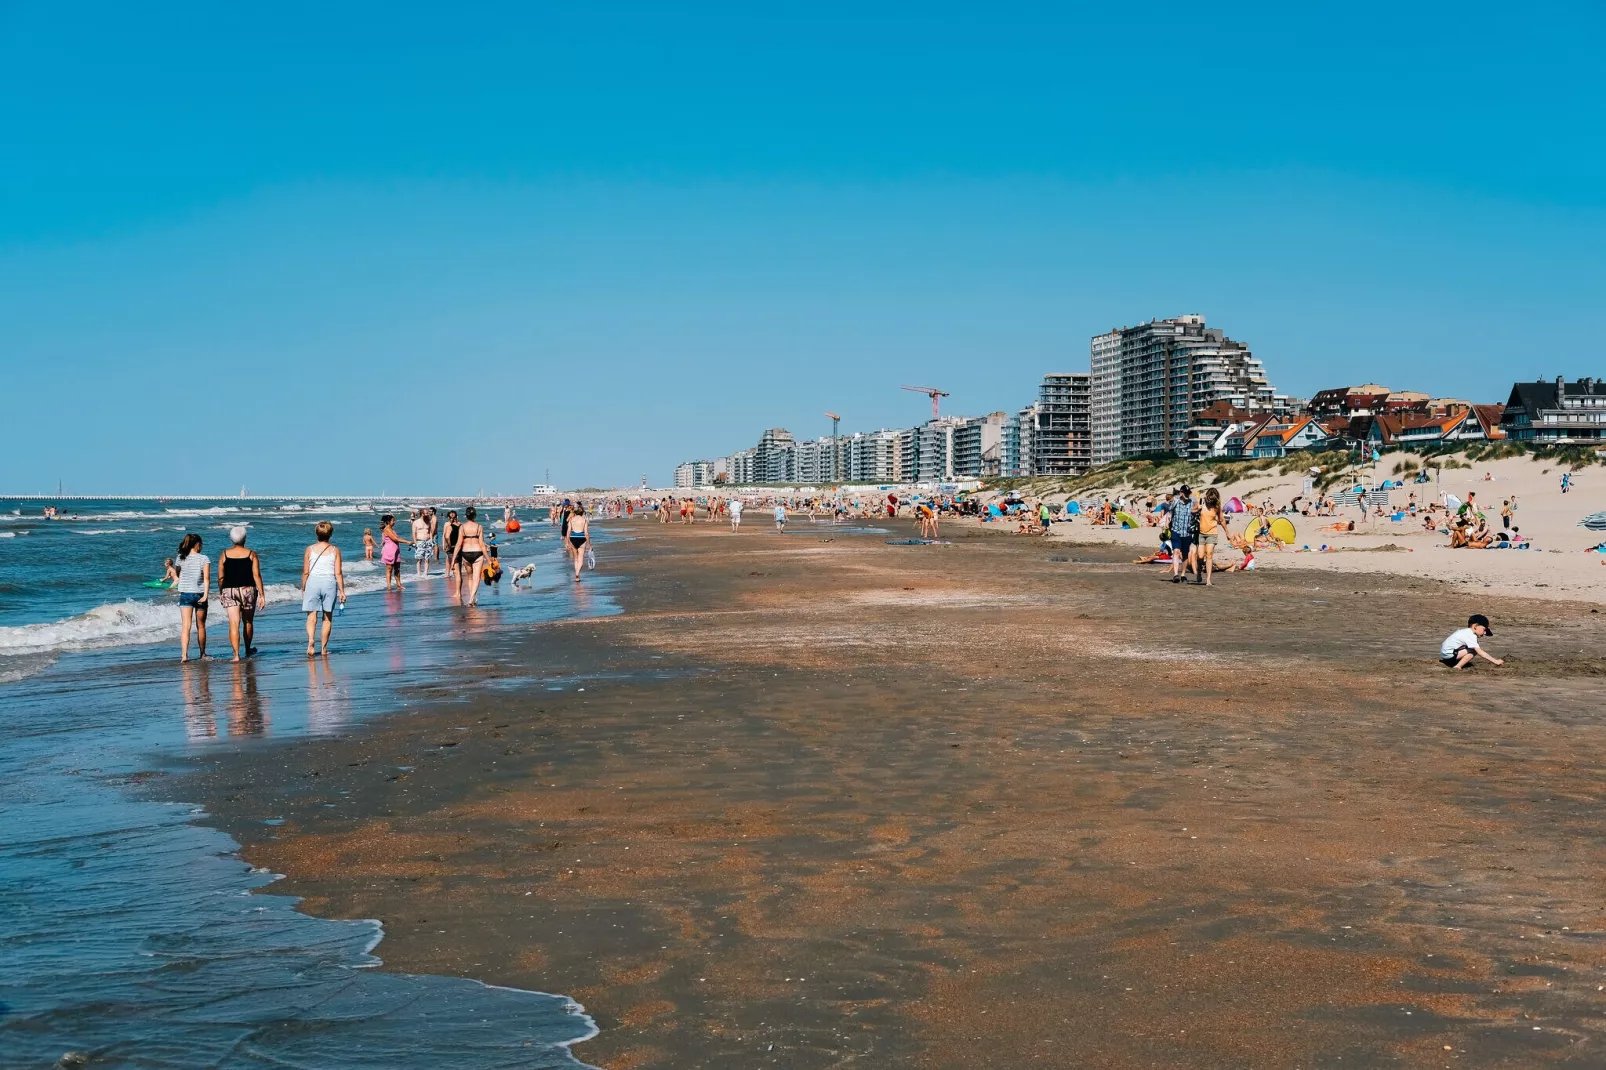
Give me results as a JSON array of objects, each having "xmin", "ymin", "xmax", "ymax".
[{"xmin": 1169, "ymin": 486, "xmax": 1197, "ymax": 584}]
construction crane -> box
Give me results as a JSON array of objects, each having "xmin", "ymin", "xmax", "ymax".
[
  {"xmin": 901, "ymin": 384, "xmax": 950, "ymax": 421},
  {"xmin": 825, "ymin": 411, "xmax": 841, "ymax": 482}
]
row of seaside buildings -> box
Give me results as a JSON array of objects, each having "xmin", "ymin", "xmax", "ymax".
[{"xmin": 673, "ymin": 314, "xmax": 1606, "ymax": 488}]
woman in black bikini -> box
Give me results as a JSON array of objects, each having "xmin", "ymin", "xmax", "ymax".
[
  {"xmin": 452, "ymin": 506, "xmax": 489, "ymax": 606},
  {"xmin": 567, "ymin": 503, "xmax": 590, "ymax": 581},
  {"xmin": 441, "ymin": 509, "xmax": 461, "ymax": 594}
]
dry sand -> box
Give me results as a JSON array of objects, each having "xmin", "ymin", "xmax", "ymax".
[
  {"xmin": 170, "ymin": 522, "xmax": 1606, "ymax": 1068},
  {"xmin": 1021, "ymin": 453, "xmax": 1606, "ymax": 603}
]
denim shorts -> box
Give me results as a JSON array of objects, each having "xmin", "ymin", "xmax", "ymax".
[
  {"xmin": 302, "ymin": 580, "xmax": 339, "ymax": 613},
  {"xmin": 178, "ymin": 592, "xmax": 205, "ymax": 608}
]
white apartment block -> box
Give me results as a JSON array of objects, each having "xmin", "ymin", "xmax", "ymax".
[
  {"xmin": 1090, "ymin": 316, "xmax": 1275, "ymax": 461},
  {"xmin": 952, "ymin": 412, "xmax": 1009, "ymax": 478},
  {"xmin": 1090, "ymin": 331, "xmax": 1122, "ymax": 465},
  {"xmin": 847, "ymin": 430, "xmax": 901, "ymax": 483}
]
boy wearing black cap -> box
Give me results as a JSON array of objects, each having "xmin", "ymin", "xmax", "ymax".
[{"xmin": 1439, "ymin": 614, "xmax": 1503, "ymax": 669}]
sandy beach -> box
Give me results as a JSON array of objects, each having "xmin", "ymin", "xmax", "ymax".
[
  {"xmin": 1019, "ymin": 453, "xmax": 1606, "ymax": 603},
  {"xmin": 168, "ymin": 518, "xmax": 1606, "ymax": 1068}
]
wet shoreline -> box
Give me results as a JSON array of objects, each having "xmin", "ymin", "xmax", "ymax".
[{"xmin": 171, "ymin": 523, "xmax": 1606, "ymax": 1068}]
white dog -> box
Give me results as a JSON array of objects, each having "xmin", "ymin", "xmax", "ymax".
[{"xmin": 511, "ymin": 563, "xmax": 537, "ymax": 587}]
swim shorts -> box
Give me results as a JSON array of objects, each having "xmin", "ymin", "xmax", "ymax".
[
  {"xmin": 1440, "ymin": 648, "xmax": 1469, "ymax": 667},
  {"xmin": 414, "ymin": 542, "xmax": 429, "ymax": 561},
  {"xmin": 302, "ymin": 580, "xmax": 339, "ymax": 613},
  {"xmin": 1172, "ymin": 535, "xmax": 1195, "ymax": 557},
  {"xmin": 220, "ymin": 586, "xmax": 258, "ymax": 610}
]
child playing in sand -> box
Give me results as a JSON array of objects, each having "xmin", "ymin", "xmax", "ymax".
[{"xmin": 1439, "ymin": 615, "xmax": 1503, "ymax": 669}]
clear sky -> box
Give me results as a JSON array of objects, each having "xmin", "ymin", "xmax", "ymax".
[{"xmin": 3, "ymin": 2, "xmax": 1602, "ymax": 493}]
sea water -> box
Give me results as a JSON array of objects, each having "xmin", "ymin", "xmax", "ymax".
[{"xmin": 0, "ymin": 498, "xmax": 610, "ymax": 1068}]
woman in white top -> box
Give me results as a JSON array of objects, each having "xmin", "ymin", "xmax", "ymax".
[
  {"xmin": 300, "ymin": 520, "xmax": 346, "ymax": 657},
  {"xmin": 174, "ymin": 533, "xmax": 210, "ymax": 662}
]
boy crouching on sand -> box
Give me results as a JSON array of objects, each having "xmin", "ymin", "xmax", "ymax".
[{"xmin": 1439, "ymin": 614, "xmax": 1503, "ymax": 669}]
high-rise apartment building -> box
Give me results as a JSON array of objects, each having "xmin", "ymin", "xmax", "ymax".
[
  {"xmin": 1089, "ymin": 316, "xmax": 1274, "ymax": 461},
  {"xmin": 915, "ymin": 417, "xmax": 966, "ymax": 482},
  {"xmin": 1089, "ymin": 331, "xmax": 1122, "ymax": 465},
  {"xmin": 794, "ymin": 437, "xmax": 844, "ymax": 485},
  {"xmin": 1013, "ymin": 405, "xmax": 1037, "ymax": 477},
  {"xmin": 753, "ymin": 428, "xmax": 795, "ymax": 483},
  {"xmin": 1033, "ymin": 374, "xmax": 1092, "ymax": 475},
  {"xmin": 847, "ymin": 430, "xmax": 901, "ymax": 483},
  {"xmin": 952, "ymin": 412, "xmax": 1009, "ymax": 478}
]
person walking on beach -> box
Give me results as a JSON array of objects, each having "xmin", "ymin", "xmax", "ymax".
[
  {"xmin": 566, "ymin": 503, "xmax": 591, "ymax": 580},
  {"xmin": 300, "ymin": 520, "xmax": 346, "ymax": 657},
  {"xmin": 452, "ymin": 506, "xmax": 491, "ymax": 606},
  {"xmin": 217, "ymin": 526, "xmax": 265, "ymax": 662},
  {"xmin": 1197, "ymin": 488, "xmax": 1225, "ymax": 587},
  {"xmin": 1168, "ymin": 486, "xmax": 1197, "ymax": 584},
  {"xmin": 729, "ymin": 496, "xmax": 744, "ymax": 533},
  {"xmin": 175, "ymin": 533, "xmax": 210, "ymax": 662},
  {"xmin": 411, "ymin": 509, "xmax": 432, "ymax": 577},
  {"xmin": 378, "ymin": 513, "xmax": 411, "ymax": 591},
  {"xmin": 774, "ymin": 500, "xmax": 788, "ymax": 532}
]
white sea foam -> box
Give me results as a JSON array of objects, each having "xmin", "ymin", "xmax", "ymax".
[{"xmin": 0, "ymin": 600, "xmax": 179, "ymax": 656}]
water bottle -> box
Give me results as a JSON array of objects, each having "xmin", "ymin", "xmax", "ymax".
[{"xmin": 336, "ymin": 599, "xmax": 346, "ymax": 617}]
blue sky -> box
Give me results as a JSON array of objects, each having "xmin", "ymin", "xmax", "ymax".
[{"xmin": 2, "ymin": 2, "xmax": 1602, "ymax": 493}]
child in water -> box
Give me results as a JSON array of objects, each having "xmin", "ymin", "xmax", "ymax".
[{"xmin": 362, "ymin": 528, "xmax": 376, "ymax": 561}]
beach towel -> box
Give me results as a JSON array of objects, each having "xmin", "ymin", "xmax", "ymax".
[{"xmin": 1579, "ymin": 511, "xmax": 1606, "ymax": 532}]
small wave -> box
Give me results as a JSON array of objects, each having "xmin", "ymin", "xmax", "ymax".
[
  {"xmin": 0, "ymin": 532, "xmax": 15, "ymax": 539},
  {"xmin": 0, "ymin": 600, "xmax": 179, "ymax": 656}
]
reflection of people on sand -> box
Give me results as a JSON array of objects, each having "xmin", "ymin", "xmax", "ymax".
[
  {"xmin": 227, "ymin": 660, "xmax": 268, "ymax": 737},
  {"xmin": 305, "ymin": 656, "xmax": 349, "ymax": 734},
  {"xmin": 181, "ymin": 661, "xmax": 216, "ymax": 740}
]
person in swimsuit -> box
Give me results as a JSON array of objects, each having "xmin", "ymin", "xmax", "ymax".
[
  {"xmin": 362, "ymin": 527, "xmax": 376, "ymax": 561},
  {"xmin": 301, "ymin": 520, "xmax": 346, "ymax": 657},
  {"xmin": 441, "ymin": 509, "xmax": 461, "ymax": 590},
  {"xmin": 217, "ymin": 525, "xmax": 265, "ymax": 661},
  {"xmin": 411, "ymin": 510, "xmax": 432, "ymax": 577},
  {"xmin": 567, "ymin": 503, "xmax": 590, "ymax": 580},
  {"xmin": 378, "ymin": 513, "xmax": 411, "ymax": 591},
  {"xmin": 452, "ymin": 506, "xmax": 491, "ymax": 606},
  {"xmin": 174, "ymin": 533, "xmax": 210, "ymax": 662},
  {"xmin": 161, "ymin": 558, "xmax": 180, "ymax": 586}
]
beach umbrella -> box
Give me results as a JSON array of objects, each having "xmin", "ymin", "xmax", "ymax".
[{"xmin": 1580, "ymin": 511, "xmax": 1606, "ymax": 531}]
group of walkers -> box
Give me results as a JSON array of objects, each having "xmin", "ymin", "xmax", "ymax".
[
  {"xmin": 171, "ymin": 522, "xmax": 348, "ymax": 662},
  {"xmin": 368, "ymin": 506, "xmax": 499, "ymax": 604},
  {"xmin": 169, "ymin": 500, "xmax": 579, "ymax": 663}
]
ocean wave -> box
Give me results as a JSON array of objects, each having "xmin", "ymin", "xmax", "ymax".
[{"xmin": 0, "ymin": 600, "xmax": 179, "ymax": 656}]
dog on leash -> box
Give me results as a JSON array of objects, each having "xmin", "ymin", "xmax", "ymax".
[{"xmin": 511, "ymin": 564, "xmax": 537, "ymax": 587}]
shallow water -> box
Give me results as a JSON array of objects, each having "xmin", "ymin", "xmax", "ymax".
[{"xmin": 0, "ymin": 500, "xmax": 615, "ymax": 1068}]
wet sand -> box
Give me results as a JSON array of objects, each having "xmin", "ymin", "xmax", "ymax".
[{"xmin": 174, "ymin": 522, "xmax": 1606, "ymax": 1067}]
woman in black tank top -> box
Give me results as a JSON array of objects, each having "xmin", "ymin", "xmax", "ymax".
[{"xmin": 218, "ymin": 527, "xmax": 265, "ymax": 662}]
